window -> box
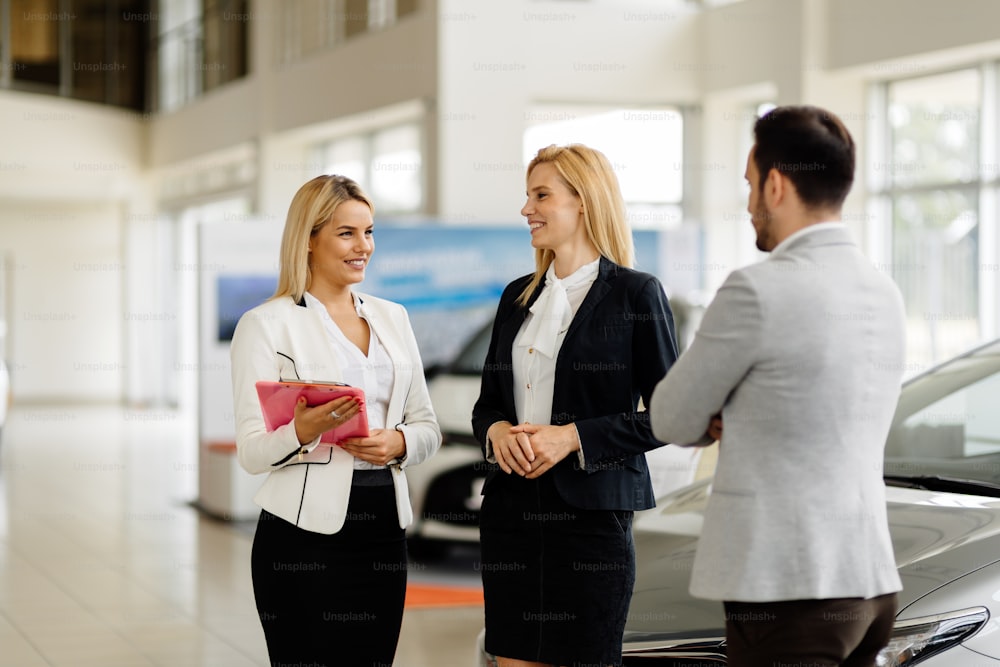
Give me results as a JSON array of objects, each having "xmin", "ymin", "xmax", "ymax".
[
  {"xmin": 1, "ymin": 0, "xmax": 148, "ymax": 110},
  {"xmin": 884, "ymin": 345, "xmax": 1000, "ymax": 482},
  {"xmin": 873, "ymin": 69, "xmax": 989, "ymax": 368},
  {"xmin": 72, "ymin": 0, "xmax": 147, "ymax": 109},
  {"xmin": 9, "ymin": 0, "xmax": 62, "ymax": 89},
  {"xmin": 276, "ymin": 0, "xmax": 418, "ymax": 66},
  {"xmin": 155, "ymin": 0, "xmax": 248, "ymax": 112},
  {"xmin": 370, "ymin": 124, "xmax": 422, "ymax": 213},
  {"xmin": 365, "ymin": 0, "xmax": 396, "ymax": 31},
  {"xmin": 449, "ymin": 321, "xmax": 492, "ymax": 376},
  {"xmin": 324, "ymin": 136, "xmax": 368, "ymax": 188},
  {"xmin": 318, "ymin": 122, "xmax": 424, "ymax": 214},
  {"xmin": 523, "ymin": 105, "xmax": 684, "ymax": 229},
  {"xmin": 276, "ymin": 0, "xmax": 343, "ymax": 63},
  {"xmin": 157, "ymin": 0, "xmax": 202, "ymax": 112}
]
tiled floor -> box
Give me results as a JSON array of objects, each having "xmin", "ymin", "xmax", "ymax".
[{"xmin": 0, "ymin": 405, "xmax": 484, "ymax": 667}]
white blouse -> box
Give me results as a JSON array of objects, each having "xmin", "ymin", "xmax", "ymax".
[
  {"xmin": 304, "ymin": 291, "xmax": 395, "ymax": 470},
  {"xmin": 484, "ymin": 258, "xmax": 599, "ymax": 466},
  {"xmin": 512, "ymin": 257, "xmax": 600, "ymax": 426}
]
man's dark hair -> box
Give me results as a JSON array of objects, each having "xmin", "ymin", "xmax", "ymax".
[{"xmin": 752, "ymin": 105, "xmax": 855, "ymax": 210}]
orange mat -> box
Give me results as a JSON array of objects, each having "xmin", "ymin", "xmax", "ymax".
[{"xmin": 405, "ymin": 583, "xmax": 484, "ymax": 609}]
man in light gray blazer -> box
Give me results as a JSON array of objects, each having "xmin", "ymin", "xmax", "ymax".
[{"xmin": 650, "ymin": 106, "xmax": 905, "ymax": 667}]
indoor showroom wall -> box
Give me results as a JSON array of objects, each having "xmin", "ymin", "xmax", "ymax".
[
  {"xmin": 436, "ymin": 0, "xmax": 700, "ymax": 222},
  {"xmin": 0, "ymin": 90, "xmax": 145, "ymax": 403},
  {"xmin": 0, "ymin": 200, "xmax": 125, "ymax": 402}
]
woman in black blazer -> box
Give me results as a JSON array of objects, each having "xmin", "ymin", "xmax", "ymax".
[{"xmin": 473, "ymin": 144, "xmax": 679, "ymax": 667}]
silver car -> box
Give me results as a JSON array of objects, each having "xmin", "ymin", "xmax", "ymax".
[{"xmin": 479, "ymin": 337, "xmax": 1000, "ymax": 665}]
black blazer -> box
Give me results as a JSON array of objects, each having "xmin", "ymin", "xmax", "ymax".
[{"xmin": 472, "ymin": 256, "xmax": 679, "ymax": 511}]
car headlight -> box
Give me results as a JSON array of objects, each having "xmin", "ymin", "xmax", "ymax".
[{"xmin": 876, "ymin": 607, "xmax": 989, "ymax": 666}]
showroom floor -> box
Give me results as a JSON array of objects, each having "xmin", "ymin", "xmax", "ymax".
[{"xmin": 0, "ymin": 405, "xmax": 485, "ymax": 667}]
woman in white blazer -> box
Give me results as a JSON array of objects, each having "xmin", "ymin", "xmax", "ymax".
[{"xmin": 230, "ymin": 175, "xmax": 441, "ymax": 667}]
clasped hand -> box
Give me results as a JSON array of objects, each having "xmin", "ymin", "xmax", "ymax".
[{"xmin": 488, "ymin": 422, "xmax": 580, "ymax": 479}]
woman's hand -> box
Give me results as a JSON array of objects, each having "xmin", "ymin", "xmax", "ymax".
[
  {"xmin": 511, "ymin": 423, "xmax": 580, "ymax": 479},
  {"xmin": 292, "ymin": 395, "xmax": 362, "ymax": 445},
  {"xmin": 339, "ymin": 429, "xmax": 406, "ymax": 466},
  {"xmin": 488, "ymin": 421, "xmax": 536, "ymax": 476}
]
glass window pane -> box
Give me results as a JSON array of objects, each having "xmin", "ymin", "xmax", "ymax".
[
  {"xmin": 69, "ymin": 1, "xmax": 105, "ymax": 103},
  {"xmin": 893, "ymin": 188, "xmax": 980, "ymax": 365},
  {"xmin": 111, "ymin": 0, "xmax": 147, "ymax": 110},
  {"xmin": 885, "ymin": 369, "xmax": 1000, "ymax": 484},
  {"xmin": 323, "ymin": 137, "xmax": 368, "ymax": 190},
  {"xmin": 368, "ymin": 0, "xmax": 394, "ymax": 29},
  {"xmin": 158, "ymin": 0, "xmax": 203, "ymax": 112},
  {"xmin": 397, "ymin": 0, "xmax": 418, "ymax": 18},
  {"xmin": 10, "ymin": 0, "xmax": 61, "ymax": 87},
  {"xmin": 887, "ymin": 69, "xmax": 980, "ymax": 188},
  {"xmin": 370, "ymin": 125, "xmax": 422, "ymax": 213},
  {"xmin": 277, "ymin": 0, "xmax": 350, "ymax": 64},
  {"xmin": 523, "ymin": 107, "xmax": 683, "ymax": 206},
  {"xmin": 202, "ymin": 0, "xmax": 248, "ymax": 93},
  {"xmin": 344, "ymin": 0, "xmax": 369, "ymax": 37}
]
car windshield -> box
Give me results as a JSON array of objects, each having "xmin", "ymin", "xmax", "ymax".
[
  {"xmin": 449, "ymin": 323, "xmax": 493, "ymax": 375},
  {"xmin": 884, "ymin": 339, "xmax": 1000, "ymax": 489}
]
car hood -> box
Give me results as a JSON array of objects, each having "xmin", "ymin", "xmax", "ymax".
[{"xmin": 624, "ymin": 479, "xmax": 1000, "ymax": 642}]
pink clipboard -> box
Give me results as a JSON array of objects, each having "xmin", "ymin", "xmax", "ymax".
[{"xmin": 255, "ymin": 380, "xmax": 370, "ymax": 444}]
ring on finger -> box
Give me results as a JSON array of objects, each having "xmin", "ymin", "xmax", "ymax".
[{"xmin": 330, "ymin": 410, "xmax": 341, "ymax": 419}]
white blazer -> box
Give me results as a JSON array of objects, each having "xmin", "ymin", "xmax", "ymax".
[
  {"xmin": 650, "ymin": 225, "xmax": 905, "ymax": 602},
  {"xmin": 230, "ymin": 293, "xmax": 441, "ymax": 534}
]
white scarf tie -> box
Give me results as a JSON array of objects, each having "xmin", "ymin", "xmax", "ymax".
[{"xmin": 518, "ymin": 260, "xmax": 599, "ymax": 358}]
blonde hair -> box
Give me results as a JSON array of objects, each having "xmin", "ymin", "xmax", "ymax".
[
  {"xmin": 272, "ymin": 175, "xmax": 374, "ymax": 302},
  {"xmin": 517, "ymin": 144, "xmax": 634, "ymax": 306}
]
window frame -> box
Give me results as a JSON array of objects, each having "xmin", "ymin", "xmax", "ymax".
[{"xmin": 869, "ymin": 65, "xmax": 1000, "ymax": 369}]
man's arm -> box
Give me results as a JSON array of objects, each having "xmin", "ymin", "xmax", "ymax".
[{"xmin": 650, "ymin": 270, "xmax": 762, "ymax": 446}]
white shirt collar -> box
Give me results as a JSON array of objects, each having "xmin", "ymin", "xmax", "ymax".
[
  {"xmin": 518, "ymin": 257, "xmax": 601, "ymax": 358},
  {"xmin": 303, "ymin": 290, "xmax": 363, "ymax": 316}
]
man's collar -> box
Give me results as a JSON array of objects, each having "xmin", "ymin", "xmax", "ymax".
[{"xmin": 770, "ymin": 221, "xmax": 846, "ymax": 256}]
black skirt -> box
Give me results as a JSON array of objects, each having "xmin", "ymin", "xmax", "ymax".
[
  {"xmin": 250, "ymin": 473, "xmax": 406, "ymax": 667},
  {"xmin": 479, "ymin": 472, "xmax": 635, "ymax": 667}
]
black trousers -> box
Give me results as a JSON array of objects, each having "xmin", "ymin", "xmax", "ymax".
[
  {"xmin": 251, "ymin": 478, "xmax": 406, "ymax": 667},
  {"xmin": 723, "ymin": 593, "xmax": 898, "ymax": 667}
]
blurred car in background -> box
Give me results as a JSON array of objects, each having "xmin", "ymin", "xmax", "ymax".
[
  {"xmin": 406, "ymin": 321, "xmax": 491, "ymax": 558},
  {"xmin": 406, "ymin": 293, "xmax": 707, "ymax": 559},
  {"xmin": 477, "ymin": 336, "xmax": 1000, "ymax": 665}
]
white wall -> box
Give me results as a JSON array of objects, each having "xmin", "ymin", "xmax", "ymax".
[
  {"xmin": 701, "ymin": 0, "xmax": 805, "ymax": 102},
  {"xmin": 828, "ymin": 0, "xmax": 1000, "ymax": 71},
  {"xmin": 0, "ymin": 91, "xmax": 145, "ymax": 403},
  {"xmin": 0, "ymin": 201, "xmax": 124, "ymax": 402},
  {"xmin": 0, "ymin": 91, "xmax": 144, "ymax": 201},
  {"xmin": 436, "ymin": 0, "xmax": 701, "ymax": 222}
]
